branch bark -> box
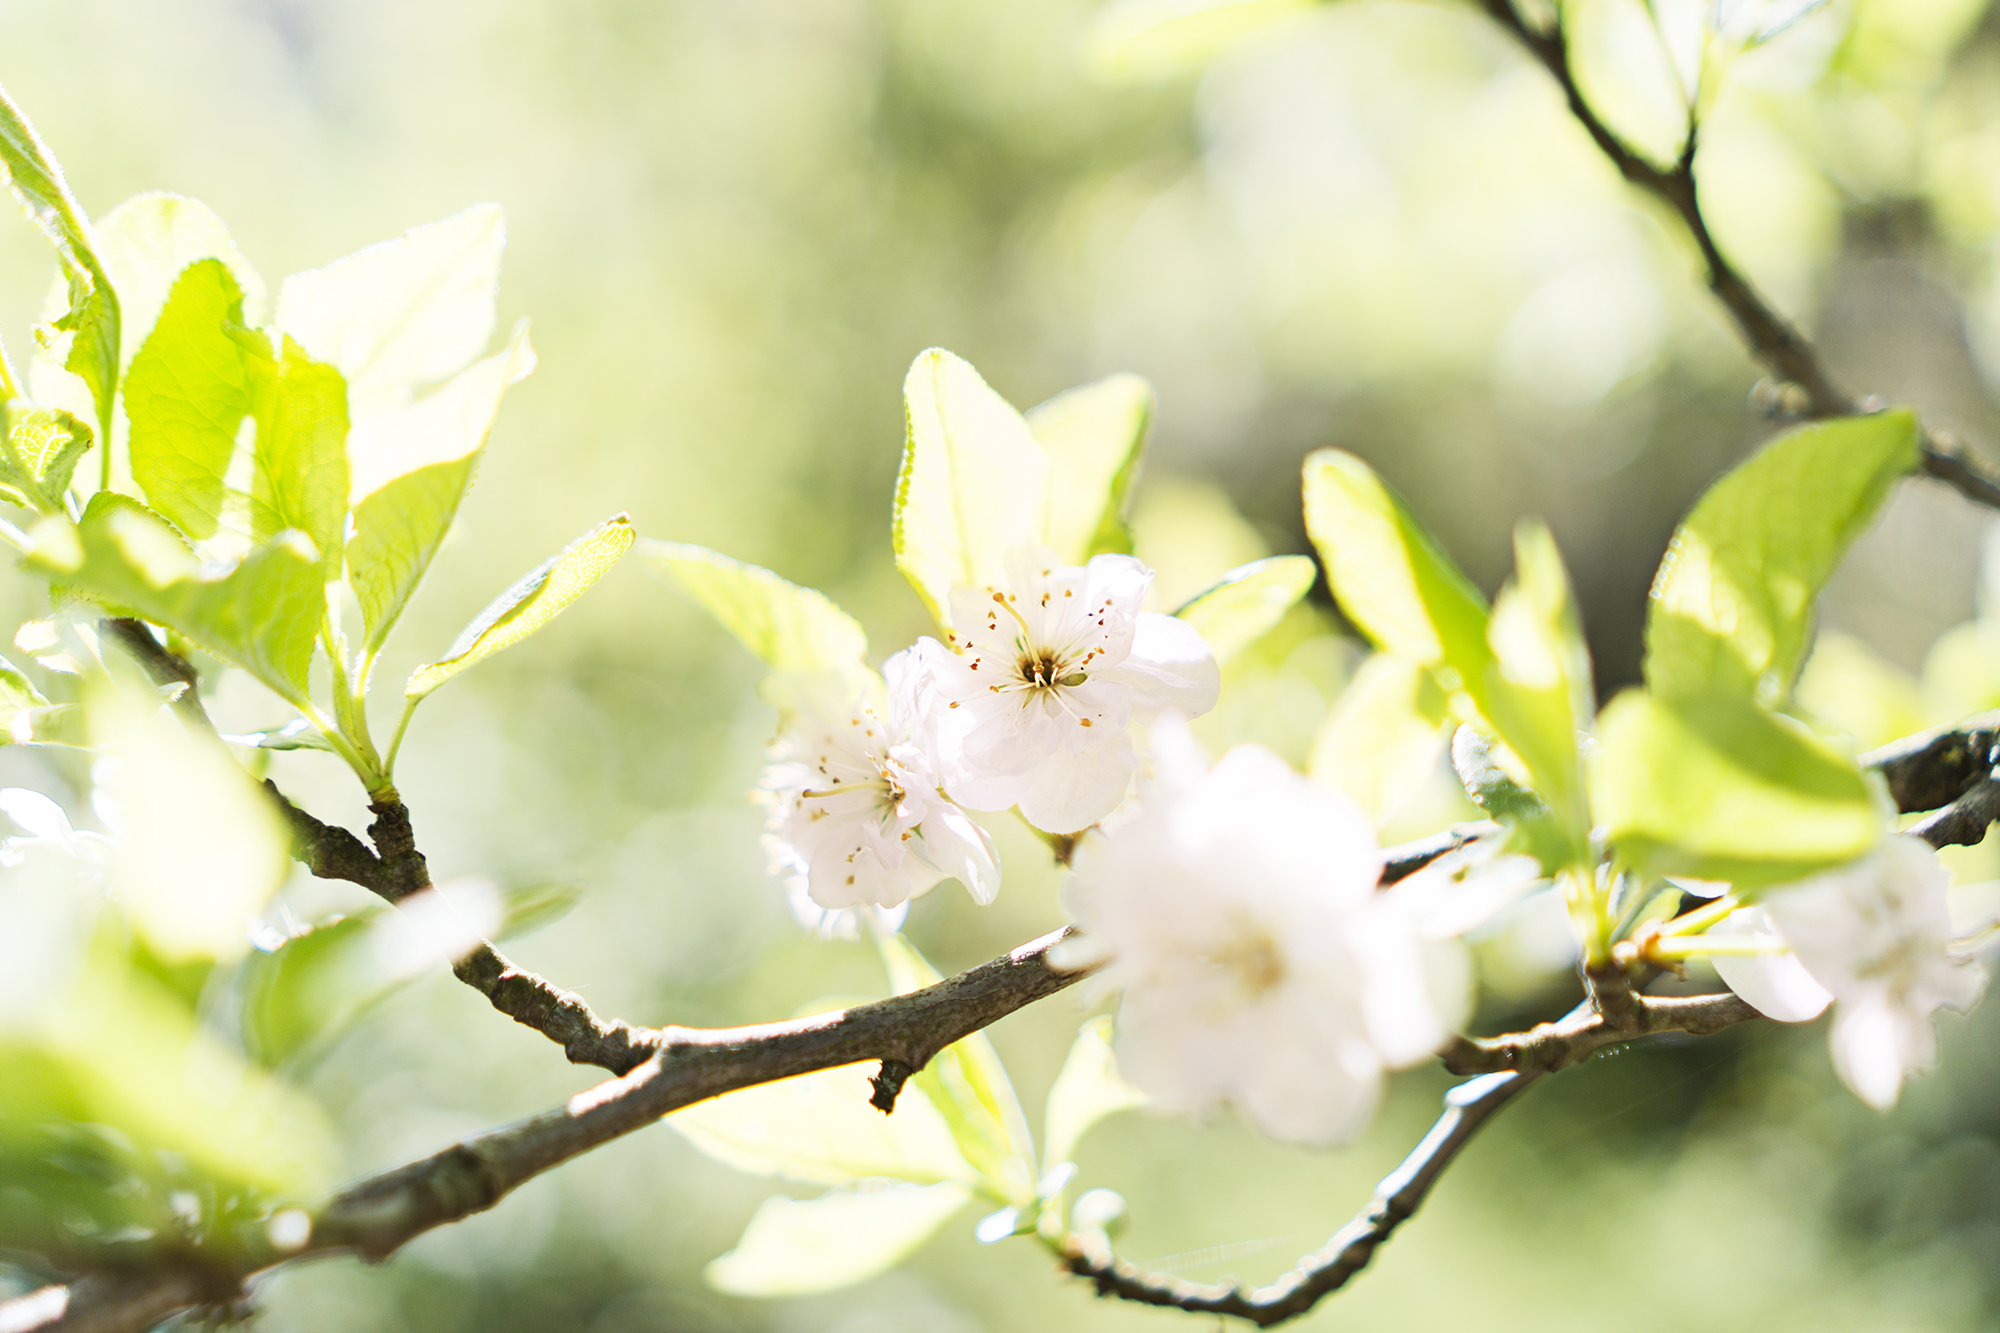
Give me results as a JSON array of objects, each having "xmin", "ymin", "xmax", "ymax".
[{"xmin": 1476, "ymin": 0, "xmax": 2000, "ymax": 511}]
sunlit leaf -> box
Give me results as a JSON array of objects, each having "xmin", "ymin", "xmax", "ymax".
[
  {"xmin": 239, "ymin": 915, "xmax": 377, "ymax": 1068},
  {"xmin": 1645, "ymin": 411, "xmax": 1919, "ymax": 704},
  {"xmin": 1303, "ymin": 449, "xmax": 1492, "ymax": 710},
  {"xmin": 705, "ymin": 1181, "xmax": 972, "ymax": 1297},
  {"xmin": 1795, "ymin": 630, "xmax": 1924, "ymax": 749},
  {"xmin": 670, "ymin": 1062, "xmax": 977, "ymax": 1188},
  {"xmin": 644, "ymin": 540, "xmax": 869, "ymax": 675},
  {"xmin": 93, "ymin": 191, "xmax": 265, "ymax": 366},
  {"xmin": 236, "ymin": 328, "xmax": 349, "ymax": 580},
  {"xmin": 25, "ymin": 493, "xmax": 323, "ymax": 705},
  {"xmin": 1026, "ymin": 371, "xmax": 1152, "ymax": 561},
  {"xmin": 406, "ymin": 513, "xmax": 634, "ymax": 701},
  {"xmin": 878, "ymin": 933, "xmax": 1036, "ymax": 1199},
  {"xmin": 1593, "ymin": 687, "xmax": 1881, "ymax": 890},
  {"xmin": 1042, "ymin": 1016, "xmax": 1146, "ymax": 1168},
  {"xmin": 893, "ymin": 348, "xmax": 1052, "ymax": 628},
  {"xmin": 276, "ymin": 203, "xmax": 504, "ymax": 417},
  {"xmin": 124, "ymin": 259, "xmax": 250, "ymax": 539},
  {"xmin": 347, "ymin": 322, "xmax": 535, "ymax": 655},
  {"xmin": 1079, "ymin": 0, "xmax": 1314, "ymax": 83},
  {"xmin": 0, "ymin": 86, "xmax": 118, "ymax": 442},
  {"xmin": 1480, "ymin": 521, "xmax": 1593, "ymax": 841},
  {"xmin": 0, "ymin": 402, "xmax": 90, "ymax": 515},
  {"xmin": 495, "ymin": 881, "xmax": 584, "ymax": 941},
  {"xmin": 1308, "ymin": 653, "xmax": 1452, "ymax": 825},
  {"xmin": 1173, "ymin": 555, "xmax": 1316, "ymax": 665}
]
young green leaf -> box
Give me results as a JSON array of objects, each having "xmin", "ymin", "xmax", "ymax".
[
  {"xmin": 893, "ymin": 348, "xmax": 1052, "ymax": 628},
  {"xmin": 878, "ymin": 934, "xmax": 1037, "ymax": 1198},
  {"xmin": 1302, "ymin": 449, "xmax": 1493, "ymax": 709},
  {"xmin": 24, "ymin": 494, "xmax": 323, "ymax": 705},
  {"xmin": 1172, "ymin": 555, "xmax": 1317, "ymax": 665},
  {"xmin": 236, "ymin": 329, "xmax": 350, "ymax": 580},
  {"xmin": 406, "ymin": 513, "xmax": 636, "ymax": 701},
  {"xmin": 705, "ymin": 1182, "xmax": 973, "ymax": 1298},
  {"xmin": 347, "ymin": 322, "xmax": 536, "ymax": 655},
  {"xmin": 124, "ymin": 260, "xmax": 251, "ymax": 539},
  {"xmin": 275, "ymin": 203, "xmax": 504, "ymax": 417},
  {"xmin": 1480, "ymin": 521, "xmax": 1594, "ymax": 839},
  {"xmin": 0, "ymin": 86, "xmax": 119, "ymax": 444},
  {"xmin": 239, "ymin": 916, "xmax": 376, "ymax": 1068},
  {"xmin": 1307, "ymin": 652, "xmax": 1452, "ymax": 825},
  {"xmin": 1645, "ymin": 411, "xmax": 1920, "ymax": 704},
  {"xmin": 92, "ymin": 191, "xmax": 266, "ymax": 366},
  {"xmin": 1042, "ymin": 1016, "xmax": 1146, "ymax": 1168},
  {"xmin": 0, "ymin": 403, "xmax": 91, "ymax": 514},
  {"xmin": 669, "ymin": 1064, "xmax": 978, "ymax": 1188},
  {"xmin": 643, "ymin": 540, "xmax": 869, "ymax": 675},
  {"xmin": 1592, "ymin": 687, "xmax": 1881, "ymax": 890},
  {"xmin": 1025, "ymin": 371, "xmax": 1153, "ymax": 561}
]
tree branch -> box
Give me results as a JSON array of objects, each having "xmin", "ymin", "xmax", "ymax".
[
  {"xmin": 1440, "ymin": 990, "xmax": 1761, "ymax": 1076},
  {"xmin": 1863, "ymin": 714, "xmax": 2000, "ymax": 814},
  {"xmin": 97, "ymin": 619, "xmax": 216, "ymax": 738},
  {"xmin": 1060, "ymin": 1070, "xmax": 1539, "ymax": 1326},
  {"xmin": 1476, "ymin": 0, "xmax": 2000, "ymax": 511}
]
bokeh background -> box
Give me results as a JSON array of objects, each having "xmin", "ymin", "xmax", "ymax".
[{"xmin": 6, "ymin": 0, "xmax": 2000, "ymax": 1327}]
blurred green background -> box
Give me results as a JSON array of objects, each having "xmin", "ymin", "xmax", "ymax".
[{"xmin": 6, "ymin": 0, "xmax": 2000, "ymax": 1327}]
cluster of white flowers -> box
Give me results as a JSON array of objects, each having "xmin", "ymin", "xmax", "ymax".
[
  {"xmin": 1713, "ymin": 834, "xmax": 1986, "ymax": 1110},
  {"xmin": 1051, "ymin": 724, "xmax": 1467, "ymax": 1147},
  {"xmin": 759, "ymin": 545, "xmax": 1217, "ymax": 930}
]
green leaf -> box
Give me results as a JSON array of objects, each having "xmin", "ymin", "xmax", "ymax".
[
  {"xmin": 1450, "ymin": 725, "xmax": 1549, "ymax": 822},
  {"xmin": 25, "ymin": 493, "xmax": 323, "ymax": 704},
  {"xmin": 124, "ymin": 259, "xmax": 250, "ymax": 539},
  {"xmin": 893, "ymin": 349, "xmax": 1052, "ymax": 628},
  {"xmin": 1025, "ymin": 372, "xmax": 1153, "ymax": 561},
  {"xmin": 93, "ymin": 191, "xmax": 265, "ymax": 367},
  {"xmin": 670, "ymin": 1064, "xmax": 978, "ymax": 1188},
  {"xmin": 1079, "ymin": 0, "xmax": 1315, "ymax": 84},
  {"xmin": 1307, "ymin": 653, "xmax": 1452, "ymax": 824},
  {"xmin": 0, "ymin": 402, "xmax": 91, "ymax": 514},
  {"xmin": 1042, "ymin": 1016, "xmax": 1146, "ymax": 1168},
  {"xmin": 1592, "ymin": 688, "xmax": 1882, "ymax": 890},
  {"xmin": 0, "ymin": 86, "xmax": 118, "ymax": 443},
  {"xmin": 1172, "ymin": 555, "xmax": 1317, "ymax": 664},
  {"xmin": 236, "ymin": 329, "xmax": 350, "ymax": 580},
  {"xmin": 705, "ymin": 1182, "xmax": 972, "ymax": 1297},
  {"xmin": 878, "ymin": 933, "xmax": 1036, "ymax": 1200},
  {"xmin": 495, "ymin": 881, "xmax": 584, "ymax": 941},
  {"xmin": 406, "ymin": 513, "xmax": 636, "ymax": 701},
  {"xmin": 1302, "ymin": 449, "xmax": 1493, "ymax": 709},
  {"xmin": 239, "ymin": 916, "xmax": 378, "ymax": 1067},
  {"xmin": 275, "ymin": 203, "xmax": 504, "ymax": 417},
  {"xmin": 643, "ymin": 540, "xmax": 869, "ymax": 675},
  {"xmin": 347, "ymin": 322, "xmax": 535, "ymax": 655},
  {"xmin": 1645, "ymin": 411, "xmax": 1920, "ymax": 704},
  {"xmin": 1480, "ymin": 521, "xmax": 1594, "ymax": 839}
]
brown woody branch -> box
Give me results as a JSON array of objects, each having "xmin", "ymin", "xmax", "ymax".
[{"xmin": 1476, "ymin": 0, "xmax": 2000, "ymax": 511}]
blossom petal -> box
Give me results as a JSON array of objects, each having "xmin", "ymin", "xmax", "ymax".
[
  {"xmin": 1016, "ymin": 732, "xmax": 1137, "ymax": 833},
  {"xmin": 1709, "ymin": 907, "xmax": 1834, "ymax": 1023},
  {"xmin": 1234, "ymin": 1029, "xmax": 1383, "ymax": 1147},
  {"xmin": 1827, "ymin": 989, "xmax": 1922, "ymax": 1111},
  {"xmin": 0, "ymin": 789, "xmax": 75, "ymax": 843},
  {"xmin": 1118, "ymin": 613, "xmax": 1219, "ymax": 718},
  {"xmin": 915, "ymin": 806, "xmax": 1003, "ymax": 905}
]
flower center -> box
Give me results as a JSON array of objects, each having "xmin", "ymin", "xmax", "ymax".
[{"xmin": 1208, "ymin": 927, "xmax": 1286, "ymax": 999}]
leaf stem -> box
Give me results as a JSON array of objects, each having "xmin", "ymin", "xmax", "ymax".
[
  {"xmin": 1656, "ymin": 893, "xmax": 1741, "ymax": 938},
  {"xmin": 1648, "ymin": 933, "xmax": 1786, "ymax": 959}
]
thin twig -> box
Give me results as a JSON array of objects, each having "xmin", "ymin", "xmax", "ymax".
[
  {"xmin": 1476, "ymin": 0, "xmax": 2000, "ymax": 511},
  {"xmin": 1441, "ymin": 990, "xmax": 1761, "ymax": 1076},
  {"xmin": 1863, "ymin": 714, "xmax": 2000, "ymax": 814},
  {"xmin": 98, "ymin": 618, "xmax": 216, "ymax": 737}
]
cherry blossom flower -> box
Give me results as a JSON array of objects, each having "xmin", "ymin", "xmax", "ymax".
[
  {"xmin": 1712, "ymin": 834, "xmax": 1985, "ymax": 1110},
  {"xmin": 1050, "ymin": 725, "xmax": 1463, "ymax": 1147},
  {"xmin": 0, "ymin": 787, "xmax": 114, "ymax": 891},
  {"xmin": 759, "ymin": 669, "xmax": 1000, "ymax": 931},
  {"xmin": 905, "ymin": 546, "xmax": 1218, "ymax": 834}
]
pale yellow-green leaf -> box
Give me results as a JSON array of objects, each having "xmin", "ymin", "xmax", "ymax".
[
  {"xmin": 893, "ymin": 348, "xmax": 1051, "ymax": 628},
  {"xmin": 347, "ymin": 322, "xmax": 536, "ymax": 655},
  {"xmin": 1481, "ymin": 521, "xmax": 1594, "ymax": 840},
  {"xmin": 0, "ymin": 402, "xmax": 91, "ymax": 514},
  {"xmin": 237, "ymin": 329, "xmax": 350, "ymax": 582},
  {"xmin": 1921, "ymin": 618, "xmax": 2000, "ymax": 726},
  {"xmin": 125, "ymin": 259, "xmax": 250, "ymax": 539},
  {"xmin": 1796, "ymin": 630, "xmax": 1925, "ymax": 749},
  {"xmin": 92, "ymin": 191, "xmax": 265, "ymax": 366},
  {"xmin": 1592, "ymin": 688, "xmax": 1881, "ymax": 891},
  {"xmin": 1308, "ymin": 653, "xmax": 1451, "ymax": 826},
  {"xmin": 1042, "ymin": 1016, "xmax": 1147, "ymax": 1168},
  {"xmin": 275, "ymin": 202, "xmax": 504, "ymax": 417},
  {"xmin": 1026, "ymin": 371, "xmax": 1152, "ymax": 562},
  {"xmin": 705, "ymin": 1181, "xmax": 972, "ymax": 1297},
  {"xmin": 643, "ymin": 539, "xmax": 869, "ymax": 675},
  {"xmin": 1173, "ymin": 555, "xmax": 1317, "ymax": 665},
  {"xmin": 406, "ymin": 513, "xmax": 635, "ymax": 701},
  {"xmin": 669, "ymin": 1064, "xmax": 977, "ymax": 1188}
]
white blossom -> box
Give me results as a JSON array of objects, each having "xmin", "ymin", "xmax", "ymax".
[
  {"xmin": 1712, "ymin": 834, "xmax": 1985, "ymax": 1110},
  {"xmin": 1051, "ymin": 726, "xmax": 1462, "ymax": 1147},
  {"xmin": 905, "ymin": 546, "xmax": 1218, "ymax": 834},
  {"xmin": 759, "ymin": 669, "xmax": 1000, "ymax": 929},
  {"xmin": 0, "ymin": 787, "xmax": 113, "ymax": 891}
]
